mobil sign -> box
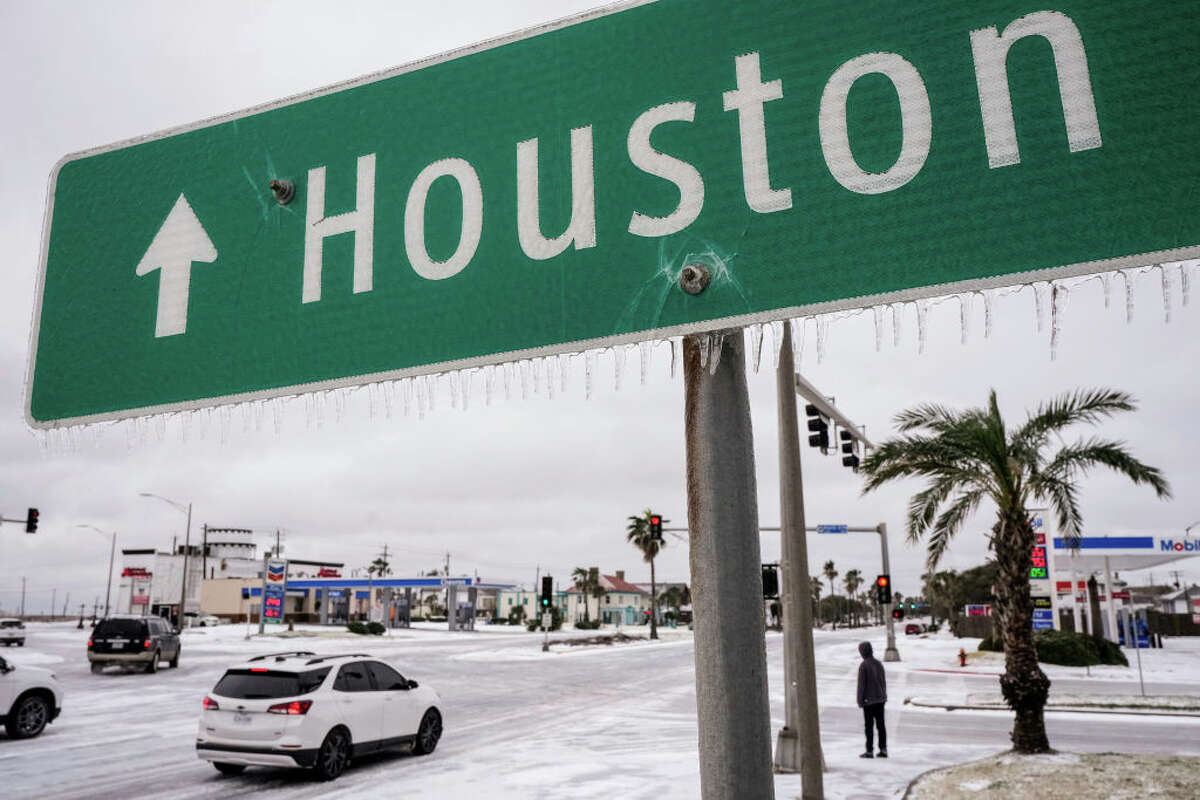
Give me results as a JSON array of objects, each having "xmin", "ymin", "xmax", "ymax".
[{"xmin": 1160, "ymin": 539, "xmax": 1200, "ymax": 553}]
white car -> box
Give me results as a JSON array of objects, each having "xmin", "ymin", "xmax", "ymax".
[
  {"xmin": 196, "ymin": 651, "xmax": 443, "ymax": 781},
  {"xmin": 0, "ymin": 653, "xmax": 63, "ymax": 739},
  {"xmin": 195, "ymin": 615, "xmax": 222, "ymax": 627},
  {"xmin": 0, "ymin": 619, "xmax": 25, "ymax": 647}
]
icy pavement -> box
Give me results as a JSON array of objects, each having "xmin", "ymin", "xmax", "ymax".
[{"xmin": 1, "ymin": 621, "xmax": 1198, "ymax": 799}]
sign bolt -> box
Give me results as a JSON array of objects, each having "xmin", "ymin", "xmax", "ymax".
[
  {"xmin": 680, "ymin": 263, "xmax": 710, "ymax": 295},
  {"xmin": 269, "ymin": 179, "xmax": 295, "ymax": 205}
]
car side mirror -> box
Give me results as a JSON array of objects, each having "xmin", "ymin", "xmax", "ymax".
[
  {"xmin": 0, "ymin": 658, "xmax": 10, "ymax": 674},
  {"xmin": 407, "ymin": 679, "xmax": 418, "ymax": 689}
]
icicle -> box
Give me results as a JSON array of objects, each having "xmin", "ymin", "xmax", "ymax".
[
  {"xmin": 1182, "ymin": 263, "xmax": 1192, "ymax": 307},
  {"xmin": 461, "ymin": 370, "xmax": 473, "ymax": 410},
  {"xmin": 545, "ymin": 358, "xmax": 555, "ymax": 400},
  {"xmin": 1160, "ymin": 265, "xmax": 1171, "ymax": 323},
  {"xmin": 789, "ymin": 318, "xmax": 804, "ymax": 373},
  {"xmin": 532, "ymin": 358, "xmax": 543, "ymax": 396},
  {"xmin": 426, "ymin": 374, "xmax": 438, "ymax": 412},
  {"xmin": 872, "ymin": 307, "xmax": 884, "ymax": 352},
  {"xmin": 769, "ymin": 320, "xmax": 785, "ymax": 370},
  {"xmin": 749, "ymin": 323, "xmax": 765, "ymax": 372},
  {"xmin": 1049, "ymin": 284, "xmax": 1069, "ymax": 361},
  {"xmin": 891, "ymin": 303, "xmax": 903, "ymax": 347},
  {"xmin": 415, "ymin": 377, "xmax": 427, "ymax": 420},
  {"xmin": 1033, "ymin": 282, "xmax": 1048, "ymax": 333},
  {"xmin": 639, "ymin": 339, "xmax": 653, "ymax": 385},
  {"xmin": 816, "ymin": 316, "xmax": 828, "ymax": 363},
  {"xmin": 614, "ymin": 345, "xmax": 628, "ymax": 391},
  {"xmin": 449, "ymin": 371, "xmax": 460, "ymax": 409},
  {"xmin": 982, "ymin": 291, "xmax": 994, "ymax": 339},
  {"xmin": 1101, "ymin": 272, "xmax": 1113, "ymax": 309},
  {"xmin": 519, "ymin": 360, "xmax": 531, "ymax": 400},
  {"xmin": 698, "ymin": 334, "xmax": 712, "ymax": 370},
  {"xmin": 671, "ymin": 338, "xmax": 682, "ymax": 379},
  {"xmin": 585, "ymin": 350, "xmax": 597, "ymax": 399},
  {"xmin": 402, "ymin": 378, "xmax": 413, "ymax": 417},
  {"xmin": 916, "ymin": 300, "xmax": 929, "ymax": 355},
  {"xmin": 959, "ymin": 293, "xmax": 972, "ymax": 345},
  {"xmin": 708, "ymin": 331, "xmax": 726, "ymax": 375},
  {"xmin": 559, "ymin": 354, "xmax": 570, "ymax": 394},
  {"xmin": 483, "ymin": 365, "xmax": 495, "ymax": 406},
  {"xmin": 1123, "ymin": 270, "xmax": 1135, "ymax": 324},
  {"xmin": 502, "ymin": 362, "xmax": 513, "ymax": 401}
]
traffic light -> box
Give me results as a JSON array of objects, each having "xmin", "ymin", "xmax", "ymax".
[
  {"xmin": 539, "ymin": 575, "xmax": 553, "ymax": 609},
  {"xmin": 892, "ymin": 607, "xmax": 905, "ymax": 620},
  {"xmin": 805, "ymin": 404, "xmax": 829, "ymax": 453},
  {"xmin": 875, "ymin": 574, "xmax": 891, "ymax": 605},
  {"xmin": 761, "ymin": 564, "xmax": 779, "ymax": 599},
  {"xmin": 25, "ymin": 508, "xmax": 39, "ymax": 534},
  {"xmin": 649, "ymin": 514, "xmax": 663, "ymax": 541},
  {"xmin": 840, "ymin": 430, "xmax": 860, "ymax": 470}
]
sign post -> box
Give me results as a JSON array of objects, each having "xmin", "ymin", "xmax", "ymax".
[
  {"xmin": 27, "ymin": 0, "xmax": 1200, "ymax": 428},
  {"xmin": 259, "ymin": 558, "xmax": 288, "ymax": 634}
]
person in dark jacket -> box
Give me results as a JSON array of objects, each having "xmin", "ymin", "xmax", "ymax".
[{"xmin": 857, "ymin": 641, "xmax": 887, "ymax": 758}]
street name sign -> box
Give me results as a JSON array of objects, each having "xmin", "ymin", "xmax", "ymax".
[
  {"xmin": 816, "ymin": 525, "xmax": 848, "ymax": 534},
  {"xmin": 28, "ymin": 0, "xmax": 1200, "ymax": 427}
]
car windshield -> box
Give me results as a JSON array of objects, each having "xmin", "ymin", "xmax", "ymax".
[
  {"xmin": 213, "ymin": 667, "xmax": 331, "ymax": 699},
  {"xmin": 0, "ymin": 620, "xmax": 21, "ymax": 629},
  {"xmin": 94, "ymin": 619, "xmax": 146, "ymax": 638}
]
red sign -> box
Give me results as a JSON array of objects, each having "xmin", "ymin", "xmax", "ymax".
[
  {"xmin": 318, "ymin": 567, "xmax": 341, "ymax": 578},
  {"xmin": 1035, "ymin": 533, "xmax": 1046, "ymax": 545},
  {"xmin": 121, "ymin": 567, "xmax": 151, "ymax": 577},
  {"xmin": 1111, "ymin": 590, "xmax": 1131, "ymax": 600}
]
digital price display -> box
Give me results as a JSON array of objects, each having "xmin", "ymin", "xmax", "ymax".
[{"xmin": 1030, "ymin": 546, "xmax": 1048, "ymax": 579}]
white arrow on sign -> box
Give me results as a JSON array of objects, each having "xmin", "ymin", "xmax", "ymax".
[{"xmin": 135, "ymin": 193, "xmax": 217, "ymax": 337}]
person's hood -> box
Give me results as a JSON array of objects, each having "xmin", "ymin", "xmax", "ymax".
[{"xmin": 858, "ymin": 641, "xmax": 873, "ymax": 658}]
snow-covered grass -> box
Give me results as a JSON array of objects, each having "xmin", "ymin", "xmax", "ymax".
[{"xmin": 906, "ymin": 752, "xmax": 1200, "ymax": 799}]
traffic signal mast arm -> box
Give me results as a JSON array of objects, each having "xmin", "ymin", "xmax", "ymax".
[{"xmin": 794, "ymin": 372, "xmax": 875, "ymax": 450}]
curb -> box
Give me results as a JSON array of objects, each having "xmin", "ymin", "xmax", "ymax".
[{"xmin": 904, "ymin": 697, "xmax": 1200, "ymax": 718}]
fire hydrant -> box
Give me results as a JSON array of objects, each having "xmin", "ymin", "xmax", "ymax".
[{"xmin": 958, "ymin": 648, "xmax": 968, "ymax": 667}]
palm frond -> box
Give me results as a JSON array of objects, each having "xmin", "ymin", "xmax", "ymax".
[
  {"xmin": 893, "ymin": 403, "xmax": 961, "ymax": 433},
  {"xmin": 1041, "ymin": 438, "xmax": 1172, "ymax": 500},
  {"xmin": 1029, "ymin": 472, "xmax": 1083, "ymax": 545},
  {"xmin": 923, "ymin": 488, "xmax": 985, "ymax": 570},
  {"xmin": 1014, "ymin": 388, "xmax": 1137, "ymax": 451}
]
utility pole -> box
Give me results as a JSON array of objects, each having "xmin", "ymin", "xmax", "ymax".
[
  {"xmin": 683, "ymin": 330, "xmax": 774, "ymax": 800},
  {"xmin": 201, "ymin": 524, "xmax": 209, "ymax": 581},
  {"xmin": 51, "ymin": 588, "xmax": 56, "ymax": 621},
  {"xmin": 178, "ymin": 503, "xmax": 193, "ymax": 630},
  {"xmin": 772, "ymin": 322, "xmax": 824, "ymax": 794},
  {"xmin": 62, "ymin": 592, "xmax": 69, "ymax": 618},
  {"xmin": 20, "ymin": 577, "xmax": 25, "ymax": 617}
]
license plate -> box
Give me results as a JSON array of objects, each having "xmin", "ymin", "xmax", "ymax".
[
  {"xmin": 111, "ymin": 642, "xmax": 124, "ymax": 649},
  {"xmin": 233, "ymin": 712, "xmax": 252, "ymax": 725}
]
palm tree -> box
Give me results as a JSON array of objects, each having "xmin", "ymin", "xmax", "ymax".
[
  {"xmin": 862, "ymin": 388, "xmax": 1170, "ymax": 753},
  {"xmin": 627, "ymin": 510, "xmax": 667, "ymax": 640},
  {"xmin": 572, "ymin": 567, "xmax": 593, "ymax": 622},
  {"xmin": 844, "ymin": 569, "xmax": 863, "ymax": 627},
  {"xmin": 822, "ymin": 561, "xmax": 839, "ymax": 629}
]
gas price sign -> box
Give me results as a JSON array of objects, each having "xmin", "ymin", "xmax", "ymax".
[{"xmin": 1030, "ymin": 546, "xmax": 1048, "ymax": 579}]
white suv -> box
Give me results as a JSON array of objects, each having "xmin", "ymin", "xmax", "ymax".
[
  {"xmin": 0, "ymin": 619, "xmax": 25, "ymax": 647},
  {"xmin": 196, "ymin": 651, "xmax": 443, "ymax": 781},
  {"xmin": 0, "ymin": 653, "xmax": 63, "ymax": 739}
]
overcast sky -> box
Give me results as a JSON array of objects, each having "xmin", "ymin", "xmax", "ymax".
[{"xmin": 1, "ymin": 1, "xmax": 1197, "ymax": 617}]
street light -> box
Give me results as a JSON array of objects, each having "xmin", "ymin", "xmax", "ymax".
[
  {"xmin": 139, "ymin": 492, "xmax": 193, "ymax": 630},
  {"xmin": 1186, "ymin": 521, "xmax": 1200, "ymax": 534},
  {"xmin": 74, "ymin": 524, "xmax": 117, "ymax": 618}
]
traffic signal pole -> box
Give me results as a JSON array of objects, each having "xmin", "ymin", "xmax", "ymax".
[
  {"xmin": 772, "ymin": 323, "xmax": 825, "ymax": 795},
  {"xmin": 683, "ymin": 331, "xmax": 775, "ymax": 800},
  {"xmin": 877, "ymin": 523, "xmax": 899, "ymax": 662}
]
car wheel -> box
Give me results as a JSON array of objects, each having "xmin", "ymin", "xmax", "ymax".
[
  {"xmin": 312, "ymin": 728, "xmax": 350, "ymax": 781},
  {"xmin": 90, "ymin": 662, "xmax": 103, "ymax": 674},
  {"xmin": 412, "ymin": 709, "xmax": 442, "ymax": 755},
  {"xmin": 213, "ymin": 762, "xmax": 246, "ymax": 776},
  {"xmin": 145, "ymin": 651, "xmax": 160, "ymax": 673},
  {"xmin": 17, "ymin": 640, "xmax": 24, "ymax": 647},
  {"xmin": 5, "ymin": 694, "xmax": 50, "ymax": 739},
  {"xmin": 169, "ymin": 649, "xmax": 179, "ymax": 668}
]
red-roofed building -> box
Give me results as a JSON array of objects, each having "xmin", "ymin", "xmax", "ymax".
[{"xmin": 566, "ymin": 570, "xmax": 649, "ymax": 626}]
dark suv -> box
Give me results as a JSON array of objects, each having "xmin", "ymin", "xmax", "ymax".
[{"xmin": 88, "ymin": 616, "xmax": 181, "ymax": 673}]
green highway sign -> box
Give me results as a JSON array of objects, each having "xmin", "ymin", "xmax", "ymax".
[{"xmin": 27, "ymin": 0, "xmax": 1200, "ymax": 427}]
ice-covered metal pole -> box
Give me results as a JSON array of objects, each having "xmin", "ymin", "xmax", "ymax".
[
  {"xmin": 772, "ymin": 322, "xmax": 825, "ymax": 793},
  {"xmin": 684, "ymin": 331, "xmax": 774, "ymax": 800}
]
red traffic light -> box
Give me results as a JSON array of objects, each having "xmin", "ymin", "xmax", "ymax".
[
  {"xmin": 650, "ymin": 516, "xmax": 661, "ymax": 525},
  {"xmin": 876, "ymin": 575, "xmax": 889, "ymax": 587}
]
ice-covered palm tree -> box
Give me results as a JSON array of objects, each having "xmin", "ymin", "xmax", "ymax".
[{"xmin": 862, "ymin": 388, "xmax": 1169, "ymax": 753}]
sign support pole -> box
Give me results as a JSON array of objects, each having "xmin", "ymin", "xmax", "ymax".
[
  {"xmin": 772, "ymin": 322, "xmax": 825, "ymax": 793},
  {"xmin": 683, "ymin": 331, "xmax": 774, "ymax": 800},
  {"xmin": 258, "ymin": 554, "xmax": 267, "ymax": 636},
  {"xmin": 878, "ymin": 523, "xmax": 899, "ymax": 662}
]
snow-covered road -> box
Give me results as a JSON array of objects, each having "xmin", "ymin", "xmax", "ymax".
[{"xmin": 2, "ymin": 621, "xmax": 1197, "ymax": 799}]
